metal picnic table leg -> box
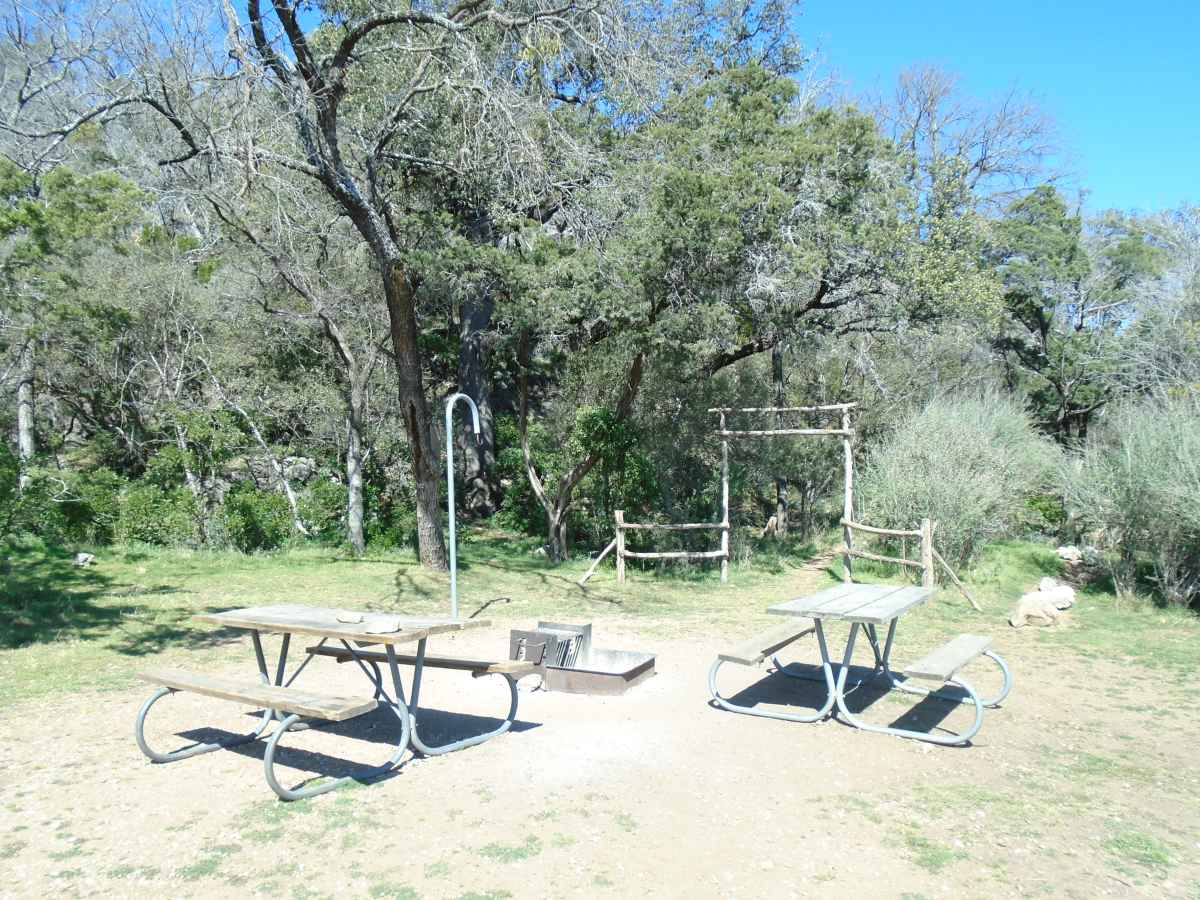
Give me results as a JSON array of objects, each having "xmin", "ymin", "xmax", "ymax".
[
  {"xmin": 831, "ymin": 623, "xmax": 985, "ymax": 745},
  {"xmin": 263, "ymin": 640, "xmax": 413, "ymax": 801},
  {"xmin": 135, "ymin": 629, "xmax": 286, "ymax": 764},
  {"xmin": 882, "ymin": 649, "xmax": 1013, "ymax": 709},
  {"xmin": 709, "ymin": 622, "xmax": 837, "ymax": 723},
  {"xmin": 405, "ymin": 638, "xmax": 521, "ymax": 756},
  {"xmin": 772, "ymin": 620, "xmax": 887, "ymax": 695}
]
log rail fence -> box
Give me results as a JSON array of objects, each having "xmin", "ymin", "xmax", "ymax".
[{"xmin": 576, "ymin": 401, "xmax": 980, "ymax": 610}]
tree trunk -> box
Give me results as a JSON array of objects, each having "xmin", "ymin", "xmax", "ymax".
[
  {"xmin": 457, "ymin": 288, "xmax": 497, "ymax": 515},
  {"xmin": 345, "ymin": 396, "xmax": 366, "ymax": 557},
  {"xmin": 174, "ymin": 424, "xmax": 211, "ymax": 544},
  {"xmin": 771, "ymin": 343, "xmax": 788, "ymax": 538},
  {"xmin": 16, "ymin": 337, "xmax": 35, "ymax": 491},
  {"xmin": 383, "ymin": 262, "xmax": 447, "ymax": 570}
]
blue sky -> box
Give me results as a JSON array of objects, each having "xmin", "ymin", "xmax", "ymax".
[{"xmin": 794, "ymin": 1, "xmax": 1199, "ymax": 213}]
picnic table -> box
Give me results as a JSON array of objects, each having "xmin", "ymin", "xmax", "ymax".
[
  {"xmin": 135, "ymin": 605, "xmax": 539, "ymax": 800},
  {"xmin": 708, "ymin": 583, "xmax": 1012, "ymax": 744}
]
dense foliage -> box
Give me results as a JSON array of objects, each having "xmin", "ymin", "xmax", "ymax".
[
  {"xmin": 1064, "ymin": 398, "xmax": 1200, "ymax": 605},
  {"xmin": 0, "ymin": 2, "xmax": 1195, "ymax": 606}
]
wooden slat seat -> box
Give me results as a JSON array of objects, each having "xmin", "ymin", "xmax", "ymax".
[
  {"xmin": 903, "ymin": 635, "xmax": 992, "ymax": 682},
  {"xmin": 139, "ymin": 668, "xmax": 377, "ymax": 722},
  {"xmin": 718, "ymin": 622, "xmax": 815, "ymax": 666},
  {"xmin": 305, "ymin": 646, "xmax": 540, "ymax": 679}
]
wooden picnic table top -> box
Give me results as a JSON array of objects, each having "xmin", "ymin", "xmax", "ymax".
[
  {"xmin": 767, "ymin": 583, "xmax": 934, "ymax": 625},
  {"xmin": 194, "ymin": 604, "xmax": 491, "ymax": 646}
]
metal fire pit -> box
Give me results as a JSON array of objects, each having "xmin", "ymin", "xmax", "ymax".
[{"xmin": 509, "ymin": 621, "xmax": 655, "ymax": 696}]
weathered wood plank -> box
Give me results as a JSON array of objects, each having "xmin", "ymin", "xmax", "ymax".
[
  {"xmin": 716, "ymin": 428, "xmax": 852, "ymax": 437},
  {"xmin": 707, "ymin": 403, "xmax": 858, "ymax": 413},
  {"xmin": 903, "ymin": 634, "xmax": 992, "ymax": 682},
  {"xmin": 194, "ymin": 605, "xmax": 490, "ymax": 646},
  {"xmin": 306, "ymin": 646, "xmax": 539, "ymax": 679},
  {"xmin": 617, "ymin": 522, "xmax": 726, "ymax": 531},
  {"xmin": 139, "ymin": 668, "xmax": 377, "ymax": 721},
  {"xmin": 845, "ymin": 586, "xmax": 934, "ymax": 624},
  {"xmin": 807, "ymin": 585, "xmax": 906, "ymax": 619},
  {"xmin": 768, "ymin": 585, "xmax": 892, "ymax": 619},
  {"xmin": 841, "ymin": 519, "xmax": 923, "ymax": 538},
  {"xmin": 718, "ymin": 622, "xmax": 815, "ymax": 665},
  {"xmin": 844, "ymin": 546, "xmax": 924, "ymax": 568},
  {"xmin": 621, "ymin": 549, "xmax": 726, "ymax": 560}
]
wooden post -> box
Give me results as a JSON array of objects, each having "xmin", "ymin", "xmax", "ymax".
[
  {"xmin": 615, "ymin": 510, "xmax": 626, "ymax": 585},
  {"xmin": 920, "ymin": 518, "xmax": 935, "ymax": 588},
  {"xmin": 842, "ymin": 407, "xmax": 854, "ymax": 582},
  {"xmin": 720, "ymin": 413, "xmax": 729, "ymax": 583},
  {"xmin": 577, "ymin": 538, "xmax": 617, "ymax": 586}
]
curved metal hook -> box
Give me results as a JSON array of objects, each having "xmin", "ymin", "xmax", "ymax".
[{"xmin": 445, "ymin": 392, "xmax": 481, "ymax": 619}]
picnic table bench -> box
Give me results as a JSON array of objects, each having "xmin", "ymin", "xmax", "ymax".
[
  {"xmin": 709, "ymin": 583, "xmax": 1012, "ymax": 744},
  {"xmin": 134, "ymin": 605, "xmax": 537, "ymax": 800}
]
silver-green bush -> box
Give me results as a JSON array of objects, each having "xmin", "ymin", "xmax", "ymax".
[
  {"xmin": 1064, "ymin": 397, "xmax": 1200, "ymax": 606},
  {"xmin": 858, "ymin": 393, "xmax": 1061, "ymax": 566}
]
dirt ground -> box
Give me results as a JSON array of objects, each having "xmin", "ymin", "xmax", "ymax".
[{"xmin": 1, "ymin": 620, "xmax": 1197, "ymax": 899}]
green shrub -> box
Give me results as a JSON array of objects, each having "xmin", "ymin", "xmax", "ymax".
[
  {"xmin": 0, "ymin": 445, "xmax": 17, "ymax": 532},
  {"xmin": 117, "ymin": 483, "xmax": 198, "ymax": 545},
  {"xmin": 1064, "ymin": 397, "xmax": 1200, "ymax": 606},
  {"xmin": 6, "ymin": 466, "xmax": 127, "ymax": 545},
  {"xmin": 364, "ymin": 488, "xmax": 417, "ymax": 551},
  {"xmin": 858, "ymin": 392, "xmax": 1061, "ymax": 567},
  {"xmin": 300, "ymin": 477, "xmax": 346, "ymax": 544},
  {"xmin": 222, "ymin": 484, "xmax": 292, "ymax": 552}
]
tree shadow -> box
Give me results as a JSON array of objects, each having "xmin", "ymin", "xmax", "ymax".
[
  {"xmin": 107, "ymin": 603, "xmax": 248, "ymax": 657},
  {"xmin": 0, "ymin": 540, "xmax": 120, "ymax": 649}
]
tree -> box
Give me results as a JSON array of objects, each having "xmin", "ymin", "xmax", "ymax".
[
  {"xmin": 0, "ymin": 158, "xmax": 142, "ymax": 486},
  {"xmin": 205, "ymin": 186, "xmax": 394, "ymax": 556},
  {"xmin": 991, "ymin": 187, "xmax": 1164, "ymax": 439}
]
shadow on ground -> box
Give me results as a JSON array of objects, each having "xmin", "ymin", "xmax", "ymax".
[
  {"xmin": 165, "ymin": 705, "xmax": 541, "ymax": 792},
  {"xmin": 718, "ymin": 663, "xmax": 965, "ymax": 741},
  {"xmin": 0, "ymin": 540, "xmax": 119, "ymax": 648}
]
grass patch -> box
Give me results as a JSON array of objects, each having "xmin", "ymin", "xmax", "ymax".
[
  {"xmin": 366, "ymin": 883, "xmax": 419, "ymax": 899},
  {"xmin": 477, "ymin": 835, "xmax": 542, "ymax": 863},
  {"xmin": 613, "ymin": 813, "xmax": 637, "ymax": 833},
  {"xmin": 903, "ymin": 832, "xmax": 967, "ymax": 873},
  {"xmin": 453, "ymin": 892, "xmax": 512, "ymax": 900},
  {"xmin": 178, "ymin": 843, "xmax": 240, "ymax": 881},
  {"xmin": 107, "ymin": 864, "xmax": 160, "ymax": 879},
  {"xmin": 0, "ymin": 531, "xmax": 1194, "ymax": 713},
  {"xmin": 424, "ymin": 861, "xmax": 450, "ymax": 879},
  {"xmin": 0, "ymin": 840, "xmax": 25, "ymax": 859},
  {"xmin": 1104, "ymin": 830, "xmax": 1173, "ymax": 874}
]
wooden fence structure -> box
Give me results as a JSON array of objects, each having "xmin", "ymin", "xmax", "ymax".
[
  {"xmin": 578, "ymin": 403, "xmax": 856, "ymax": 586},
  {"xmin": 841, "ymin": 517, "xmax": 981, "ymax": 610},
  {"xmin": 575, "ymin": 401, "xmax": 980, "ymax": 608},
  {"xmin": 842, "ymin": 518, "xmax": 935, "ymax": 587}
]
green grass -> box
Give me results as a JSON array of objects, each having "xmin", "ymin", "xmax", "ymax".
[
  {"xmin": 0, "ymin": 529, "xmax": 1196, "ymax": 708},
  {"xmin": 1104, "ymin": 830, "xmax": 1173, "ymax": 874},
  {"xmin": 477, "ymin": 835, "xmax": 542, "ymax": 862},
  {"xmin": 178, "ymin": 844, "xmax": 240, "ymax": 881},
  {"xmin": 367, "ymin": 883, "xmax": 419, "ymax": 899},
  {"xmin": 903, "ymin": 832, "xmax": 967, "ymax": 873}
]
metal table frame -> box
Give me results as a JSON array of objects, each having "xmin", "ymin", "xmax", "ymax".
[
  {"xmin": 135, "ymin": 608, "xmax": 521, "ymax": 800},
  {"xmin": 713, "ymin": 584, "xmax": 1011, "ymax": 745}
]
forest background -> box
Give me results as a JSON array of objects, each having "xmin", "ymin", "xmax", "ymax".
[{"xmin": 1, "ymin": 0, "xmax": 1196, "ymax": 611}]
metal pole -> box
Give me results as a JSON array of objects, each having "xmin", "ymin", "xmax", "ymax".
[{"xmin": 444, "ymin": 392, "xmax": 481, "ymax": 619}]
